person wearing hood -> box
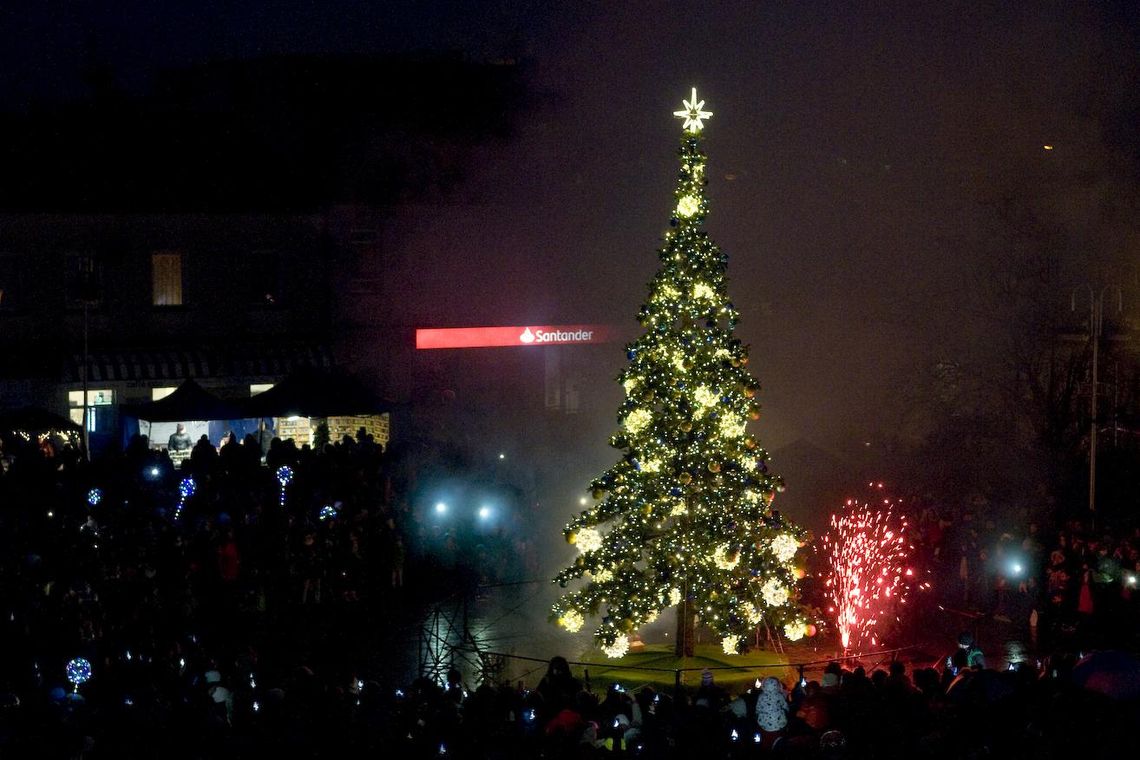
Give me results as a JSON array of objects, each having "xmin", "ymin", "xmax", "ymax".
[{"xmin": 755, "ymin": 675, "xmax": 789, "ymax": 750}]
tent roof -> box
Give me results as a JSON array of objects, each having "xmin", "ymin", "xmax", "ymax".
[
  {"xmin": 123, "ymin": 380, "xmax": 246, "ymax": 422},
  {"xmin": 242, "ymin": 368, "xmax": 392, "ymax": 418},
  {"xmin": 0, "ymin": 406, "xmax": 82, "ymax": 435}
]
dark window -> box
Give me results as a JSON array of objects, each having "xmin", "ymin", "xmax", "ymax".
[
  {"xmin": 64, "ymin": 252, "xmax": 102, "ymax": 307},
  {"xmin": 0, "ymin": 253, "xmax": 22, "ymax": 309},
  {"xmin": 245, "ymin": 250, "xmax": 284, "ymax": 305}
]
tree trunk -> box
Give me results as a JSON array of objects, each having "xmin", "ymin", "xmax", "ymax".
[{"xmin": 674, "ymin": 585, "xmax": 695, "ymax": 657}]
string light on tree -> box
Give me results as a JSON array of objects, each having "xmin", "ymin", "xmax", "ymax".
[{"xmin": 551, "ymin": 88, "xmax": 806, "ymax": 658}]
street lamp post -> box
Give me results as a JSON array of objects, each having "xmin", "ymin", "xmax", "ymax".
[{"xmin": 1071, "ymin": 285, "xmax": 1122, "ymax": 525}]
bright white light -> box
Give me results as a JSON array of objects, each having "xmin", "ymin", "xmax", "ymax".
[
  {"xmin": 434, "ymin": 502, "xmax": 448, "ymax": 515},
  {"xmin": 579, "ymin": 497, "xmax": 588, "ymax": 505},
  {"xmin": 498, "ymin": 453, "xmax": 505, "ymax": 460},
  {"xmin": 478, "ymin": 506, "xmax": 492, "ymax": 520},
  {"xmin": 673, "ymin": 87, "xmax": 713, "ymax": 133},
  {"xmin": 1011, "ymin": 563, "xmax": 1023, "ymax": 575},
  {"xmin": 149, "ymin": 466, "xmax": 160, "ymax": 477}
]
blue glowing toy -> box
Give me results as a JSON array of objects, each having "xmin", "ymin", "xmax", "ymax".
[
  {"xmin": 276, "ymin": 466, "xmax": 294, "ymax": 507},
  {"xmin": 319, "ymin": 504, "xmax": 338, "ymax": 521},
  {"xmin": 66, "ymin": 657, "xmax": 92, "ymax": 692},
  {"xmin": 175, "ymin": 478, "xmax": 196, "ymax": 521},
  {"xmin": 86, "ymin": 488, "xmax": 103, "ymax": 507}
]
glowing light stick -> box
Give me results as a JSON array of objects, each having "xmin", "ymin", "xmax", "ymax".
[
  {"xmin": 276, "ymin": 466, "xmax": 293, "ymax": 508},
  {"xmin": 175, "ymin": 478, "xmax": 196, "ymax": 522}
]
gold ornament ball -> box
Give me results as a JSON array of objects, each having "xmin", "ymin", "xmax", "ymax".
[
  {"xmin": 794, "ymin": 567, "xmax": 806, "ymax": 580},
  {"xmin": 678, "ymin": 472, "xmax": 692, "ymax": 485},
  {"xmin": 749, "ymin": 410, "xmax": 761, "ymax": 420},
  {"xmin": 680, "ymin": 421, "xmax": 693, "ymax": 432},
  {"xmin": 708, "ymin": 461, "xmax": 721, "ymax": 473},
  {"xmin": 805, "ymin": 624, "xmax": 818, "ymax": 637},
  {"xmin": 745, "ymin": 437, "xmax": 757, "ymax": 449},
  {"xmin": 744, "ymin": 388, "xmax": 756, "ymax": 399},
  {"xmin": 567, "ymin": 531, "xmax": 578, "ymax": 545},
  {"xmin": 592, "ymin": 488, "xmax": 605, "ymax": 500}
]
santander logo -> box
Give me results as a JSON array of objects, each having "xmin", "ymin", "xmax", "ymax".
[{"xmin": 520, "ymin": 326, "xmax": 596, "ymax": 344}]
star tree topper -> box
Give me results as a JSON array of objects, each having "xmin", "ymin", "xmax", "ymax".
[{"xmin": 673, "ymin": 87, "xmax": 713, "ymax": 133}]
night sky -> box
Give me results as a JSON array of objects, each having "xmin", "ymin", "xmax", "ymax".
[{"xmin": 3, "ymin": 2, "xmax": 1137, "ymax": 518}]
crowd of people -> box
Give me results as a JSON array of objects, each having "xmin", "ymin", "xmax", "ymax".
[
  {"xmin": 0, "ymin": 427, "xmax": 426, "ymax": 757},
  {"xmin": 376, "ymin": 650, "xmax": 1138, "ymax": 758},
  {"xmin": 1, "ymin": 430, "xmax": 1138, "ymax": 757},
  {"xmin": 902, "ymin": 504, "xmax": 1140, "ymax": 652}
]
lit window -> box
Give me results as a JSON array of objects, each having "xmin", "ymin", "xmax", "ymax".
[
  {"xmin": 68, "ymin": 389, "xmax": 113, "ymax": 432},
  {"xmin": 152, "ymin": 251, "xmax": 183, "ymax": 306},
  {"xmin": 152, "ymin": 387, "xmax": 177, "ymax": 401},
  {"xmin": 250, "ymin": 383, "xmax": 274, "ymax": 396},
  {"xmin": 69, "ymin": 390, "xmax": 114, "ymax": 407}
]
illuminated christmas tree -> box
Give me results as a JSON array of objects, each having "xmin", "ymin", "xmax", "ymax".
[{"xmin": 552, "ymin": 89, "xmax": 807, "ymax": 658}]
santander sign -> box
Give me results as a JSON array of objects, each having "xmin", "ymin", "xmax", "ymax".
[{"xmin": 416, "ymin": 325, "xmax": 611, "ymax": 350}]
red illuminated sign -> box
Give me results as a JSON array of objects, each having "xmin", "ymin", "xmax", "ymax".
[{"xmin": 416, "ymin": 325, "xmax": 613, "ymax": 350}]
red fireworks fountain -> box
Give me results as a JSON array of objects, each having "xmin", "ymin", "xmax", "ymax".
[{"xmin": 822, "ymin": 485, "xmax": 914, "ymax": 651}]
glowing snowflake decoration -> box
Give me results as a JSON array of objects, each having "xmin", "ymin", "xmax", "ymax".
[
  {"xmin": 641, "ymin": 458, "xmax": 662, "ymax": 473},
  {"xmin": 719, "ymin": 415, "xmax": 746, "ymax": 438},
  {"xmin": 669, "ymin": 588, "xmax": 682, "ymax": 606},
  {"xmin": 783, "ymin": 621, "xmax": 806, "ymax": 641},
  {"xmin": 673, "ymin": 354, "xmax": 688, "ymax": 373},
  {"xmin": 745, "ymin": 605, "xmax": 764, "ymax": 626},
  {"xmin": 676, "ymin": 195, "xmax": 700, "ymax": 218},
  {"xmin": 760, "ymin": 578, "xmax": 789, "ymax": 607},
  {"xmin": 623, "ymin": 378, "xmax": 638, "ymax": 394},
  {"xmin": 623, "ymin": 408, "xmax": 652, "ymax": 434},
  {"xmin": 558, "ymin": 609, "xmax": 584, "ymax": 633},
  {"xmin": 602, "ymin": 635, "xmax": 630, "ymax": 659},
  {"xmin": 591, "ymin": 568, "xmax": 614, "ymax": 583},
  {"xmin": 692, "ymin": 282, "xmax": 715, "ymax": 301},
  {"xmin": 657, "ymin": 283, "xmax": 679, "ymax": 301},
  {"xmin": 575, "ymin": 527, "xmax": 604, "ymax": 554},
  {"xmin": 771, "ymin": 534, "xmax": 799, "ymax": 564},
  {"xmin": 693, "ymin": 386, "xmax": 718, "ymax": 408},
  {"xmin": 669, "ymin": 500, "xmax": 687, "ymax": 517},
  {"xmin": 712, "ymin": 544, "xmax": 739, "ymax": 570},
  {"xmin": 644, "ymin": 610, "xmax": 659, "ymax": 625},
  {"xmin": 673, "ymin": 87, "xmax": 713, "ymax": 133},
  {"xmin": 721, "ymin": 634, "xmax": 742, "ymax": 655},
  {"xmin": 744, "ymin": 489, "xmax": 763, "ymax": 504}
]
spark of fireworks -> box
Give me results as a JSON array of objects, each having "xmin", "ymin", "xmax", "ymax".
[{"xmin": 822, "ymin": 490, "xmax": 913, "ymax": 651}]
